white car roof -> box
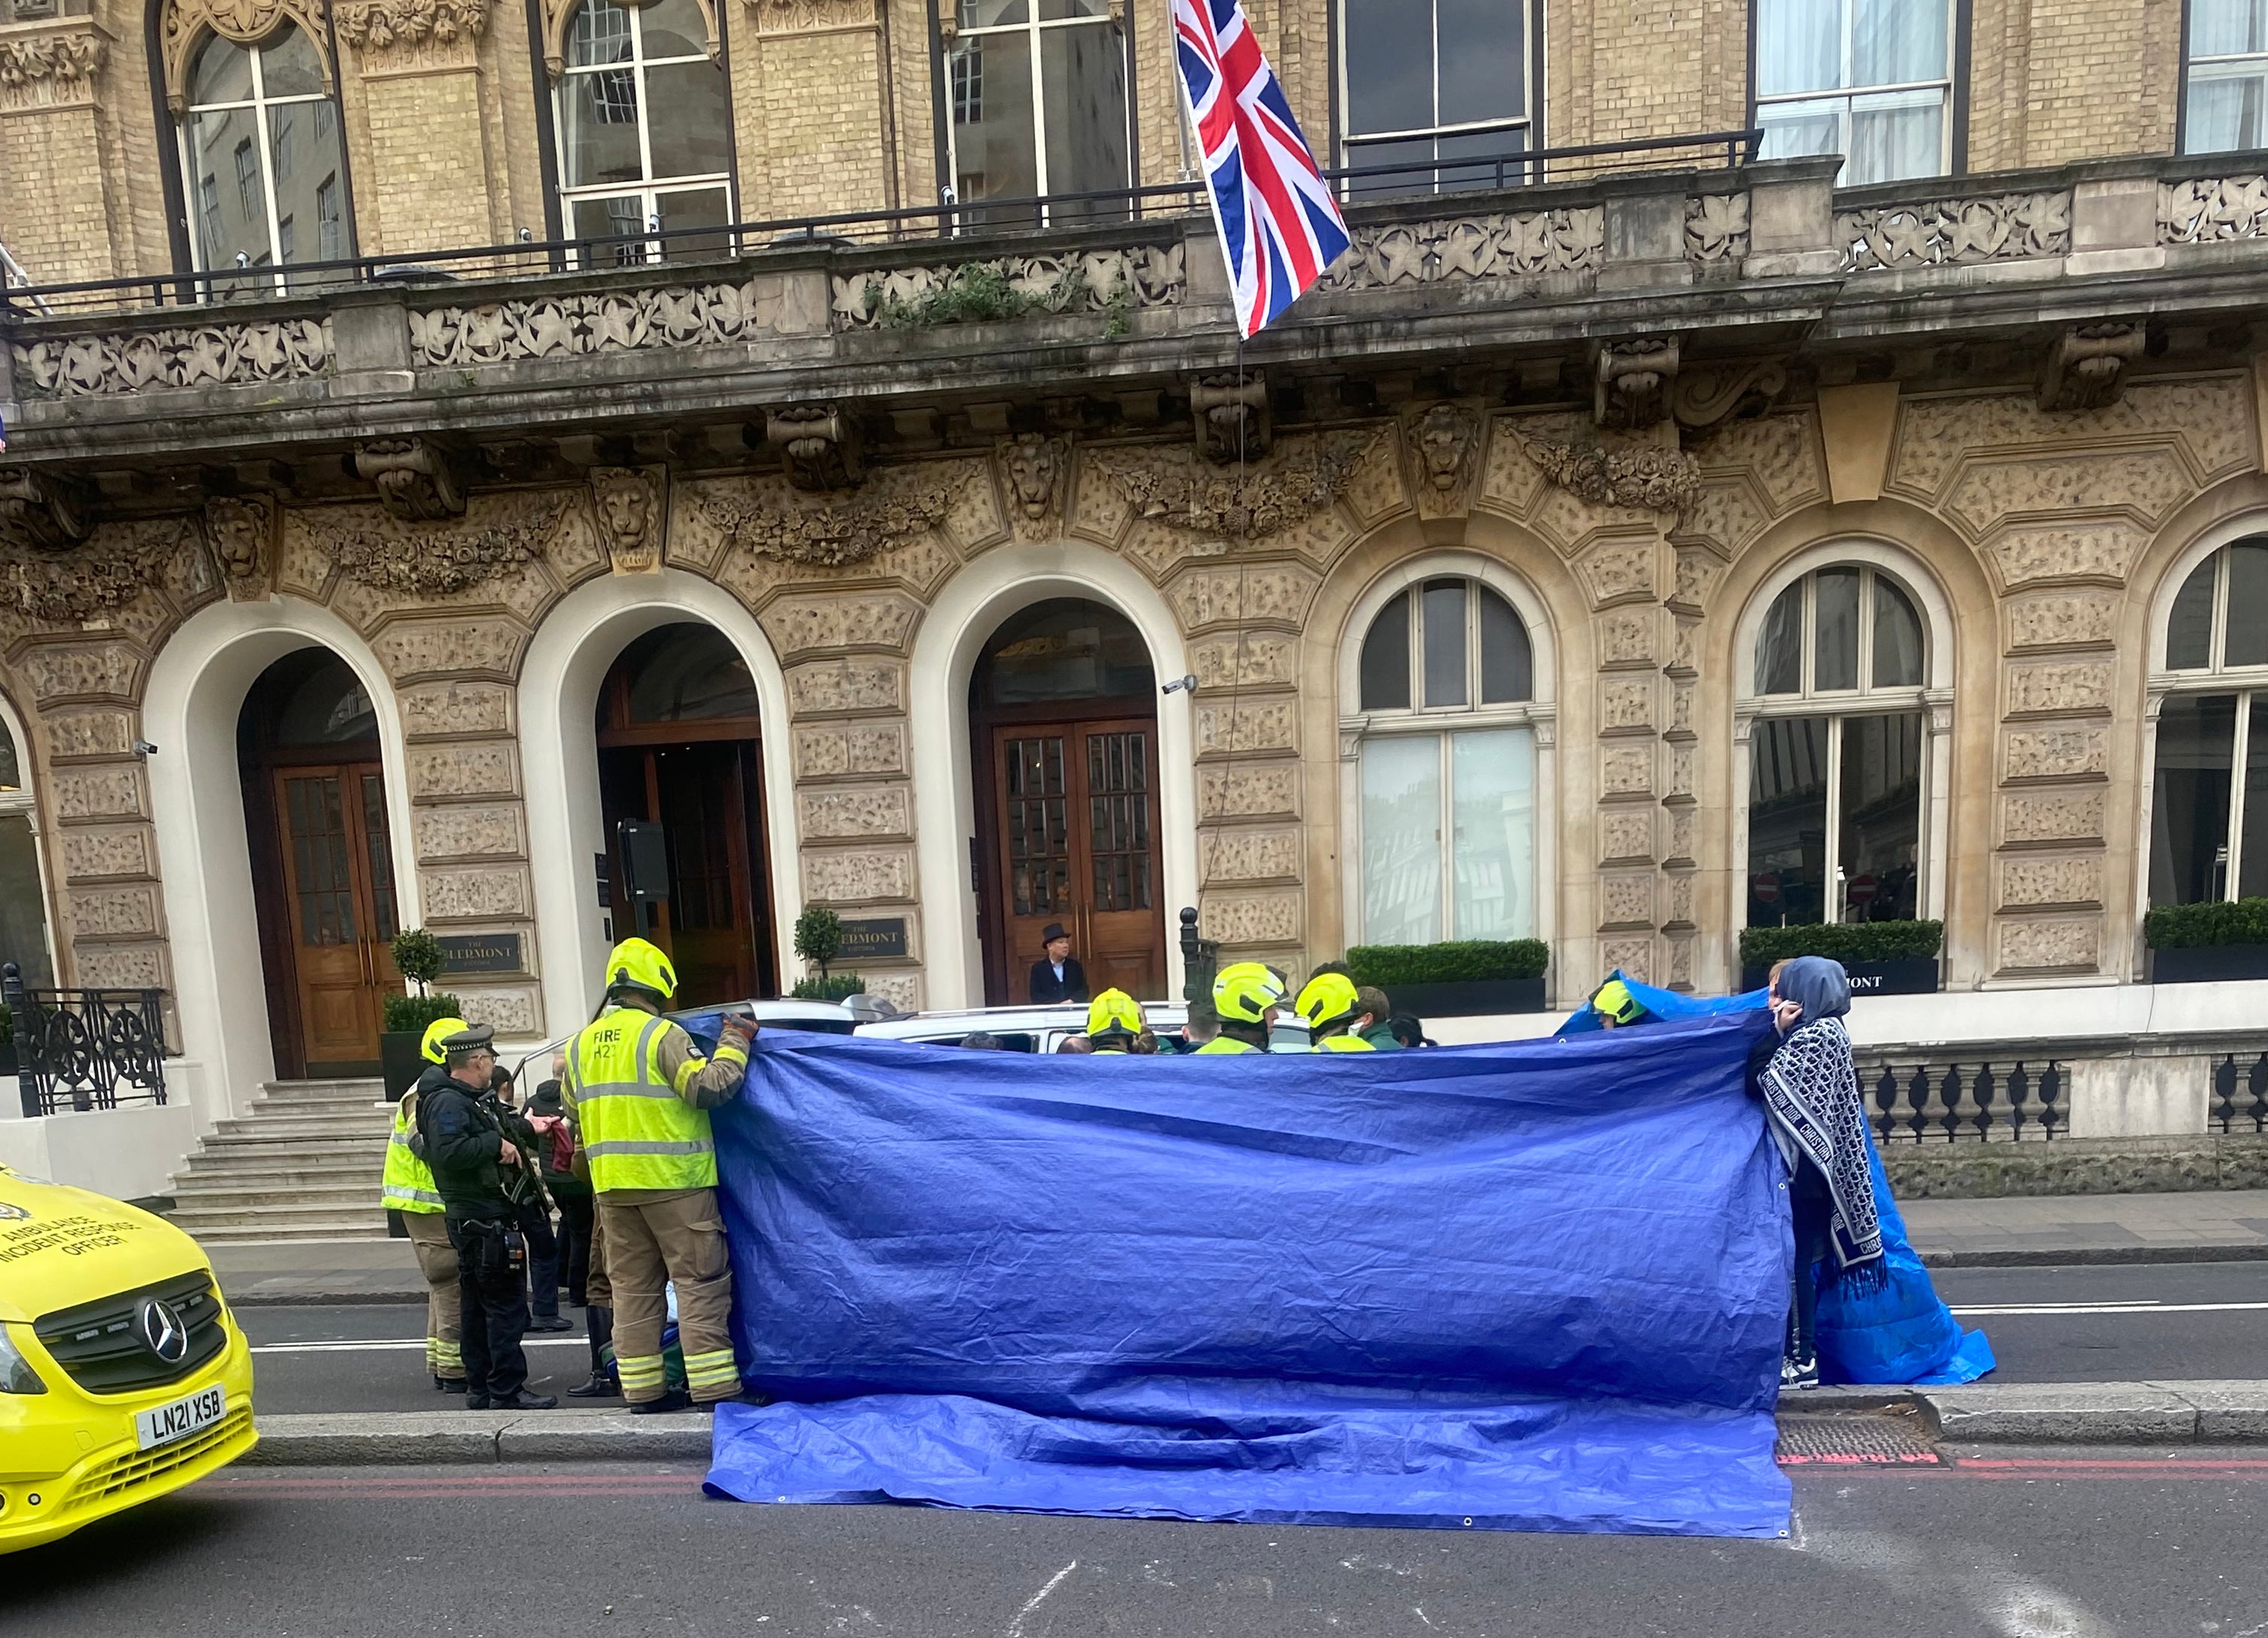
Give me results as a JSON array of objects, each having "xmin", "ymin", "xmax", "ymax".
[{"xmin": 860, "ymin": 1001, "xmax": 1189, "ymax": 1039}]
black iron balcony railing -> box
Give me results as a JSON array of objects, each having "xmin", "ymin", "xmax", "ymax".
[
  {"xmin": 0, "ymin": 130, "xmax": 1760, "ymax": 320},
  {"xmin": 3, "ymin": 960, "xmax": 168, "ymax": 1118}
]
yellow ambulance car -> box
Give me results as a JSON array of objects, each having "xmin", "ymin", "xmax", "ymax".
[{"xmin": 0, "ymin": 1161, "xmax": 256, "ymax": 1553}]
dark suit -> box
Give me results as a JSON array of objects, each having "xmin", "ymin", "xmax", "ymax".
[{"xmin": 1029, "ymin": 957, "xmax": 1090, "ymax": 1005}]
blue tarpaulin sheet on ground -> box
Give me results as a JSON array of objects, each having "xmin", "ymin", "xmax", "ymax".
[
  {"xmin": 699, "ymin": 1011, "xmax": 1795, "ymax": 1537},
  {"xmin": 1554, "ymin": 975, "xmax": 1994, "ymax": 1388}
]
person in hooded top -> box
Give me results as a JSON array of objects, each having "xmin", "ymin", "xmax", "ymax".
[{"xmin": 1756, "ymin": 954, "xmax": 1885, "ymax": 1392}]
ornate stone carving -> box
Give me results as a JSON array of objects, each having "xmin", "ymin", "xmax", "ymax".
[
  {"xmin": 590, "ymin": 466, "xmax": 666, "ymax": 572},
  {"xmin": 787, "ymin": 660, "xmax": 902, "ymax": 716},
  {"xmin": 802, "ymin": 848, "xmax": 913, "ymax": 904},
  {"xmin": 412, "ymin": 281, "xmax": 781, "ymax": 366},
  {"xmin": 1838, "ymin": 191, "xmax": 2072, "ymax": 270},
  {"xmin": 1317, "ymin": 209, "xmax": 1605, "ymax": 290},
  {"xmin": 745, "ymin": 0, "xmax": 874, "ymax": 29},
  {"xmin": 1669, "ymin": 359, "xmax": 1788, "ymax": 431},
  {"xmin": 2004, "ymin": 725, "xmax": 2108, "ymax": 782},
  {"xmin": 1995, "ymin": 918, "xmax": 2099, "ymax": 973},
  {"xmin": 1188, "ymin": 372, "xmax": 1270, "ymax": 463},
  {"xmin": 159, "ymin": 0, "xmax": 332, "ymax": 114},
  {"xmin": 2, "ymin": 519, "xmax": 182, "ymax": 622},
  {"xmin": 0, "ymin": 468, "xmax": 89, "ymax": 551},
  {"xmin": 317, "ymin": 497, "xmax": 562, "ymax": 595},
  {"xmin": 996, "ymin": 433, "xmax": 1069, "ymax": 537},
  {"xmin": 766, "ymin": 405, "xmax": 861, "ymax": 491},
  {"xmin": 698, "ymin": 463, "xmax": 966, "ymax": 567},
  {"xmin": 335, "ymin": 0, "xmax": 490, "ymax": 57},
  {"xmin": 831, "ymin": 245, "xmax": 1186, "ymax": 330},
  {"xmin": 203, "ymin": 493, "xmax": 278, "ymax": 597},
  {"xmin": 400, "ymin": 680, "xmax": 514, "ymax": 738},
  {"xmin": 1402, "ymin": 402, "xmax": 1482, "ymax": 506},
  {"xmin": 1089, "ymin": 431, "xmax": 1380, "ymax": 544},
  {"xmin": 1595, "ymin": 338, "xmax": 1679, "ymax": 430},
  {"xmin": 2002, "ymin": 791, "xmax": 2106, "ymax": 845},
  {"xmin": 1518, "ymin": 435, "xmax": 1700, "ymax": 515},
  {"xmin": 355, "ymin": 438, "xmax": 464, "ymax": 521},
  {"xmin": 14, "ymin": 317, "xmax": 332, "ymax": 399},
  {"xmin": 2037, "ymin": 323, "xmax": 2146, "ymax": 412},
  {"xmin": 1199, "ymin": 763, "xmax": 1299, "ymax": 821},
  {"xmin": 0, "ymin": 25, "xmax": 108, "ymax": 110},
  {"xmin": 2160, "ymin": 176, "xmax": 2268, "ymax": 243},
  {"xmin": 796, "ymin": 786, "xmax": 912, "ymax": 842},
  {"xmin": 1684, "ymin": 193, "xmax": 1749, "ymax": 263}
]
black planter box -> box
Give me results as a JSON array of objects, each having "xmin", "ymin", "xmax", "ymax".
[
  {"xmin": 379, "ymin": 1031, "xmax": 426, "ymax": 1102},
  {"xmin": 1377, "ymin": 977, "xmax": 1548, "ymax": 1018},
  {"xmin": 2149, "ymin": 943, "xmax": 2268, "ymax": 984},
  {"xmin": 1739, "ymin": 957, "xmax": 1941, "ymax": 996}
]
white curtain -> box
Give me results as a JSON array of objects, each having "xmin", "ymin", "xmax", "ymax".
[
  {"xmin": 1451, "ymin": 729, "xmax": 1536, "ymax": 940},
  {"xmin": 1362, "ymin": 736, "xmax": 1443, "ymax": 946}
]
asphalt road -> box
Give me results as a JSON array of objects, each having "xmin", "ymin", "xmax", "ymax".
[
  {"xmin": 235, "ymin": 1260, "xmax": 2268, "ymax": 1415},
  {"xmin": 13, "ymin": 1454, "xmax": 2268, "ymax": 1636}
]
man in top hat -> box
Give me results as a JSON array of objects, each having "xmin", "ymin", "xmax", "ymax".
[{"xmin": 1028, "ymin": 922, "xmax": 1090, "ymax": 1006}]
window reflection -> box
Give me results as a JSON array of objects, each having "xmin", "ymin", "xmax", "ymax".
[
  {"xmin": 945, "ymin": 5, "xmax": 1129, "ymax": 223},
  {"xmin": 2149, "ymin": 538, "xmax": 2268, "ymax": 908},
  {"xmin": 180, "ymin": 28, "xmax": 350, "ymax": 290},
  {"xmin": 1341, "ymin": 0, "xmax": 1530, "ymax": 195},
  {"xmin": 559, "ymin": 0, "xmax": 732, "ymax": 264}
]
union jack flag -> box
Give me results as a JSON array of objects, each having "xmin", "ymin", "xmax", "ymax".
[{"xmin": 1173, "ymin": 0, "xmax": 1350, "ymax": 340}]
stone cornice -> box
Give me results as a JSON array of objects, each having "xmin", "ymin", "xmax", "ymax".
[{"xmin": 0, "ymin": 17, "xmax": 110, "ymax": 113}]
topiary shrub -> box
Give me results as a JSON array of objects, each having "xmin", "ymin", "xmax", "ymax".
[
  {"xmin": 392, "ymin": 927, "xmax": 446, "ymax": 996},
  {"xmin": 382, "ymin": 990, "xmax": 463, "ymax": 1036},
  {"xmin": 2143, "ymin": 897, "xmax": 2268, "ymax": 949},
  {"xmin": 1737, "ymin": 920, "xmax": 1944, "ymax": 969},
  {"xmin": 793, "ymin": 906, "xmax": 844, "ymax": 982},
  {"xmin": 1345, "ymin": 939, "xmax": 1551, "ymax": 987},
  {"xmin": 790, "ymin": 972, "xmax": 867, "ymax": 1003}
]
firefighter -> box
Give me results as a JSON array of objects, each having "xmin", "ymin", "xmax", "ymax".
[
  {"xmin": 1295, "ymin": 972, "xmax": 1377, "ymax": 1051},
  {"xmin": 563, "ymin": 938, "xmax": 754, "ymax": 1413},
  {"xmin": 1592, "ymin": 978, "xmax": 1650, "ymax": 1030},
  {"xmin": 1196, "ymin": 962, "xmax": 1288, "ymax": 1054},
  {"xmin": 383, "ymin": 1014, "xmax": 469, "ymax": 1392},
  {"xmin": 1085, "ymin": 989, "xmax": 1145, "ymax": 1053}
]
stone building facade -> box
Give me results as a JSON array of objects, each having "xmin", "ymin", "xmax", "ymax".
[{"xmin": 6, "ymin": 0, "xmax": 2268, "ymax": 1163}]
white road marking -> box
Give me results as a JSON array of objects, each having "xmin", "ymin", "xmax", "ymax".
[
  {"xmin": 1949, "ymin": 1300, "xmax": 2268, "ymax": 1317},
  {"xmin": 1005, "ymin": 1560, "xmax": 1078, "ymax": 1638}
]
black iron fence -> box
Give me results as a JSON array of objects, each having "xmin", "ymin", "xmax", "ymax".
[
  {"xmin": 1855, "ymin": 1056, "xmax": 2066, "ymax": 1144},
  {"xmin": 2211, "ymin": 1051, "xmax": 2268, "ymax": 1133},
  {"xmin": 3, "ymin": 960, "xmax": 168, "ymax": 1118},
  {"xmin": 0, "ymin": 130, "xmax": 1760, "ymax": 320}
]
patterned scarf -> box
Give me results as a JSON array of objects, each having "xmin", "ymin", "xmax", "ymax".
[{"xmin": 1758, "ymin": 1015, "xmax": 1884, "ymax": 1282}]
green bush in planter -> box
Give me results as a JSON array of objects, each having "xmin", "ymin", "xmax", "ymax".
[
  {"xmin": 2142, "ymin": 897, "xmax": 2268, "ymax": 949},
  {"xmin": 1736, "ymin": 920, "xmax": 1943, "ymax": 969},
  {"xmin": 383, "ymin": 990, "xmax": 465, "ymax": 1036},
  {"xmin": 1345, "ymin": 940, "xmax": 1551, "ymax": 987},
  {"xmin": 790, "ymin": 972, "xmax": 867, "ymax": 1003}
]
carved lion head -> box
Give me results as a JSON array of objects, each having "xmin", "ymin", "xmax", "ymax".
[{"xmin": 999, "ymin": 433, "xmax": 1065, "ymax": 522}]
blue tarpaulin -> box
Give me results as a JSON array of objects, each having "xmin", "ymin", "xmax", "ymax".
[
  {"xmin": 1554, "ymin": 974, "xmax": 1994, "ymax": 1388},
  {"xmin": 700, "ymin": 1011, "xmax": 1795, "ymax": 1537}
]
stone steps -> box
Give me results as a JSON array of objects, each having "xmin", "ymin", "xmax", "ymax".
[{"xmin": 166, "ymin": 1078, "xmax": 396, "ymax": 1243}]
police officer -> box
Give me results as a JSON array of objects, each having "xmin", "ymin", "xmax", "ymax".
[
  {"xmin": 564, "ymin": 938, "xmax": 753, "ymax": 1414},
  {"xmin": 1085, "ymin": 989, "xmax": 1144, "ymax": 1053},
  {"xmin": 384, "ymin": 1015, "xmax": 468, "ymax": 1392},
  {"xmin": 1196, "ymin": 963, "xmax": 1288, "ymax": 1054},
  {"xmin": 1294, "ymin": 972, "xmax": 1376, "ymax": 1052},
  {"xmin": 420, "ymin": 1024, "xmax": 558, "ymax": 1412}
]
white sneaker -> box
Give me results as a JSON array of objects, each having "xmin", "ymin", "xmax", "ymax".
[{"xmin": 1780, "ymin": 1352, "xmax": 1821, "ymax": 1391}]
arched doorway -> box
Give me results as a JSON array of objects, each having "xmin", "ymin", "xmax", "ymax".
[
  {"xmin": 971, "ymin": 597, "xmax": 1165, "ymax": 1004},
  {"xmin": 594, "ymin": 621, "xmax": 778, "ymax": 1007},
  {"xmin": 240, "ymin": 649, "xmax": 402, "ymax": 1078}
]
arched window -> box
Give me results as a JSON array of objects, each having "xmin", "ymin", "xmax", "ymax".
[
  {"xmin": 0, "ymin": 705, "xmax": 54, "ymax": 987},
  {"xmin": 2151, "ymin": 538, "xmax": 2268, "ymax": 903},
  {"xmin": 179, "ymin": 26, "xmax": 351, "ymax": 287},
  {"xmin": 558, "ymin": 0, "xmax": 732, "ymax": 263},
  {"xmin": 1351, "ymin": 575, "xmax": 1539, "ymax": 945},
  {"xmin": 1745, "ymin": 564, "xmax": 1928, "ymax": 928}
]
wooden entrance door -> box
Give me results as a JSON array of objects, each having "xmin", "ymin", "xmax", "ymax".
[
  {"xmin": 597, "ymin": 740, "xmax": 773, "ymax": 1008},
  {"xmin": 271, "ymin": 763, "xmax": 401, "ymax": 1072},
  {"xmin": 990, "ymin": 719, "xmax": 1166, "ymax": 1003}
]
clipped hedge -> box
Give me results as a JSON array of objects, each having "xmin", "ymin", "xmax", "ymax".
[
  {"xmin": 382, "ymin": 990, "xmax": 464, "ymax": 1036},
  {"xmin": 1345, "ymin": 939, "xmax": 1551, "ymax": 986},
  {"xmin": 790, "ymin": 972, "xmax": 868, "ymax": 1003},
  {"xmin": 2143, "ymin": 897, "xmax": 2268, "ymax": 950},
  {"xmin": 1737, "ymin": 920, "xmax": 1943, "ymax": 969}
]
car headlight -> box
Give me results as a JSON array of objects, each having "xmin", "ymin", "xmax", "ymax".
[{"xmin": 0, "ymin": 1325, "xmax": 48, "ymax": 1394}]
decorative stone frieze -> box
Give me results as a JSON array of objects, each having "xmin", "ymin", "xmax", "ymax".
[
  {"xmin": 2005, "ymin": 590, "xmax": 2121, "ymax": 650},
  {"xmin": 1090, "ymin": 431, "xmax": 1378, "ymax": 544},
  {"xmin": 802, "ymin": 847, "xmax": 913, "ymax": 903},
  {"xmin": 758, "ymin": 593, "xmax": 918, "ymax": 659},
  {"xmin": 1594, "ymin": 338, "xmax": 1678, "ymax": 430},
  {"xmin": 996, "ymin": 433, "xmax": 1069, "ymax": 538},
  {"xmin": 1194, "ymin": 700, "xmax": 1296, "ymax": 757},
  {"xmin": 796, "ymin": 786, "xmax": 911, "ymax": 841},
  {"xmin": 13, "ymin": 318, "xmax": 332, "ymax": 399},
  {"xmin": 1598, "ymin": 809, "xmax": 1654, "ymax": 864},
  {"xmin": 1684, "ymin": 193, "xmax": 1748, "ymax": 263},
  {"xmin": 204, "ymin": 494, "xmax": 278, "ymax": 597},
  {"xmin": 0, "ymin": 467, "xmax": 89, "ymax": 551},
  {"xmin": 412, "ymin": 281, "xmax": 787, "ymax": 366},
  {"xmin": 791, "ymin": 722, "xmax": 905, "ymax": 779},
  {"xmin": 2001, "ymin": 790, "xmax": 2106, "ymax": 845},
  {"xmin": 1996, "ymin": 918, "xmax": 2100, "ymax": 973},
  {"xmin": 1578, "ymin": 540, "xmax": 1658, "ymax": 607},
  {"xmin": 159, "ymin": 0, "xmax": 332, "ymax": 112},
  {"xmin": 1199, "ymin": 827, "xmax": 1302, "ymax": 884},
  {"xmin": 1197, "ymin": 890, "xmax": 1302, "ymax": 948},
  {"xmin": 2160, "ymin": 176, "xmax": 2268, "ymax": 244},
  {"xmin": 22, "ymin": 643, "xmax": 140, "ymax": 701},
  {"xmin": 1189, "ymin": 634, "xmax": 1296, "ymax": 689},
  {"xmin": 1199, "ymin": 763, "xmax": 1299, "ymax": 821},
  {"xmin": 590, "ymin": 467, "xmax": 666, "ymax": 574},
  {"xmin": 52, "ymin": 767, "xmax": 145, "ymax": 820},
  {"xmin": 1945, "ymin": 448, "xmax": 2196, "ymax": 539},
  {"xmin": 1985, "ymin": 521, "xmax": 2141, "ymax": 589},
  {"xmin": 76, "ymin": 943, "xmax": 168, "ymax": 990},
  {"xmin": 334, "ymin": 0, "xmax": 489, "ymax": 59},
  {"xmin": 2004, "ymin": 724, "xmax": 2108, "ymax": 782},
  {"xmin": 2037, "ymin": 323, "xmax": 2145, "ymax": 412},
  {"xmin": 422, "ymin": 866, "xmax": 532, "ymax": 921},
  {"xmin": 1518, "ymin": 436, "xmax": 1700, "ymax": 515},
  {"xmin": 459, "ymin": 988, "xmax": 541, "ymax": 1035},
  {"xmin": 413, "ymin": 802, "xmax": 527, "ymax": 862},
  {"xmin": 746, "ymin": 0, "xmax": 874, "ymax": 29},
  {"xmin": 2007, "ymin": 660, "xmax": 2113, "ymax": 716},
  {"xmin": 696, "ymin": 463, "xmax": 969, "ymax": 567},
  {"xmin": 1997, "ymin": 855, "xmax": 2104, "ymax": 910},
  {"xmin": 315, "ymin": 495, "xmax": 559, "ymax": 595},
  {"xmin": 2, "ymin": 519, "xmax": 185, "ymax": 622},
  {"xmin": 407, "ymin": 743, "xmax": 518, "ymax": 799},
  {"xmin": 786, "ymin": 660, "xmax": 902, "ymax": 716},
  {"xmin": 1837, "ymin": 191, "xmax": 2072, "ymax": 270},
  {"xmin": 46, "ymin": 710, "xmax": 134, "ymax": 761},
  {"xmin": 0, "ymin": 25, "xmax": 108, "ymax": 110},
  {"xmin": 831, "ymin": 245, "xmax": 1185, "ymax": 330},
  {"xmin": 68, "ymin": 885, "xmax": 161, "ymax": 940},
  {"xmin": 1317, "ymin": 208, "xmax": 1605, "ymax": 290},
  {"xmin": 400, "ymin": 681, "xmax": 514, "ymax": 739},
  {"xmin": 355, "ymin": 438, "xmax": 464, "ymax": 523},
  {"xmin": 1165, "ymin": 566, "xmax": 1317, "ymax": 631},
  {"xmin": 59, "ymin": 824, "xmax": 154, "ymax": 879}
]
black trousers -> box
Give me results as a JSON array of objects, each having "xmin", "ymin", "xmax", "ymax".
[
  {"xmin": 447, "ymin": 1212, "xmax": 531, "ymax": 1398},
  {"xmin": 517, "ymin": 1201, "xmax": 560, "ymax": 1320},
  {"xmin": 553, "ymin": 1190, "xmax": 595, "ymax": 1303},
  {"xmin": 1788, "ymin": 1157, "xmax": 1836, "ymax": 1360}
]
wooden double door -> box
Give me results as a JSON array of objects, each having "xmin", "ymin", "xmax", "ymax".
[
  {"xmin": 984, "ymin": 717, "xmax": 1166, "ymax": 1004},
  {"xmin": 266, "ymin": 762, "xmax": 402, "ymax": 1075}
]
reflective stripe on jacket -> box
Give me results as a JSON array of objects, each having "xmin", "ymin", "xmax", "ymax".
[
  {"xmin": 1317, "ymin": 1034, "xmax": 1375, "ymax": 1052},
  {"xmin": 381, "ymin": 1094, "xmax": 445, "ymax": 1213},
  {"xmin": 1193, "ymin": 1036, "xmax": 1263, "ymax": 1054},
  {"xmin": 569, "ymin": 1007, "xmax": 741, "ymax": 1191}
]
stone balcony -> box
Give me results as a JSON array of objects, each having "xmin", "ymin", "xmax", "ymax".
[{"xmin": 5, "ymin": 150, "xmax": 2268, "ymax": 493}]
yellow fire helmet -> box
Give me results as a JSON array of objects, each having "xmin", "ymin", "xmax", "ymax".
[
  {"xmin": 420, "ymin": 1014, "xmax": 472, "ymax": 1065},
  {"xmin": 1593, "ymin": 978, "xmax": 1644, "ymax": 1026},
  {"xmin": 1213, "ymin": 960, "xmax": 1290, "ymax": 1026},
  {"xmin": 603, "ymin": 936, "xmax": 679, "ymax": 1002},
  {"xmin": 1295, "ymin": 972, "xmax": 1363, "ymax": 1033},
  {"xmin": 1087, "ymin": 987, "xmax": 1144, "ymax": 1041}
]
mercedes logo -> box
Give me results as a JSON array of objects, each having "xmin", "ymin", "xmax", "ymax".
[{"xmin": 138, "ymin": 1298, "xmax": 188, "ymax": 1365}]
